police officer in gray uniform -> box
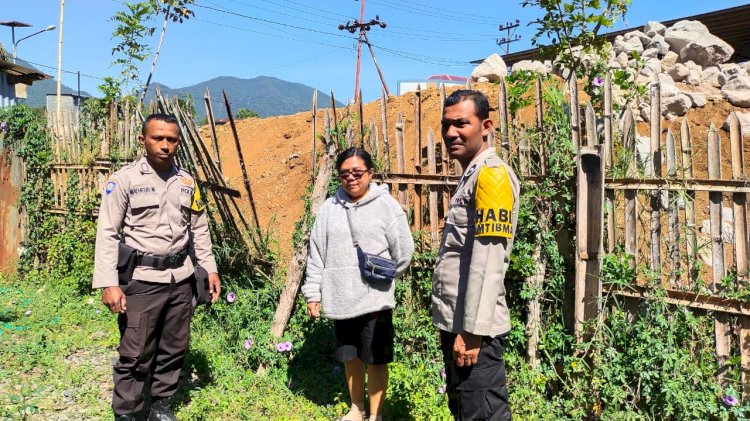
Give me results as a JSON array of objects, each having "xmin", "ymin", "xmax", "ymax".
[
  {"xmin": 432, "ymin": 90, "xmax": 520, "ymax": 420},
  {"xmin": 93, "ymin": 113, "xmax": 221, "ymax": 421}
]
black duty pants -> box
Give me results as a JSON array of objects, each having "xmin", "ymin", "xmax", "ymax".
[
  {"xmin": 440, "ymin": 330, "xmax": 512, "ymax": 421},
  {"xmin": 112, "ymin": 278, "xmax": 193, "ymax": 415}
]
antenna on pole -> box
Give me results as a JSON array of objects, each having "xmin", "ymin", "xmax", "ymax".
[{"xmin": 496, "ymin": 20, "xmax": 521, "ymax": 55}]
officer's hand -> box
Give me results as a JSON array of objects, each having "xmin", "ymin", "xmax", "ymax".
[
  {"xmin": 454, "ymin": 331, "xmax": 481, "ymax": 367},
  {"xmin": 307, "ymin": 302, "xmax": 321, "ymax": 320},
  {"xmin": 208, "ymin": 272, "xmax": 221, "ymax": 303},
  {"xmin": 102, "ymin": 286, "xmax": 127, "ymax": 313}
]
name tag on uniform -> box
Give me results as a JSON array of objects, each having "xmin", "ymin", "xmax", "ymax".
[{"xmin": 474, "ymin": 166, "xmax": 514, "ymax": 238}]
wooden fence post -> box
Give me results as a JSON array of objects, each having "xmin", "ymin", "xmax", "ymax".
[
  {"xmin": 649, "ymin": 77, "xmax": 662, "ymax": 274},
  {"xmin": 574, "ymin": 104, "xmax": 604, "ymax": 342},
  {"xmin": 680, "ymin": 118, "xmax": 698, "ymax": 283},
  {"xmin": 708, "ymin": 124, "xmax": 730, "ymax": 384},
  {"xmin": 666, "ymin": 129, "xmax": 680, "ymax": 286}
]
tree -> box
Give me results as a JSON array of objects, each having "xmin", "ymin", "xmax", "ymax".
[
  {"xmin": 105, "ymin": 1, "xmax": 156, "ymax": 98},
  {"xmin": 138, "ymin": 0, "xmax": 195, "ymax": 106},
  {"xmin": 523, "ymin": 0, "xmax": 631, "ymax": 79},
  {"xmin": 236, "ymin": 109, "xmax": 260, "ymax": 119}
]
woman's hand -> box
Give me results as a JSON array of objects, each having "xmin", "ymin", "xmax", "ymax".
[{"xmin": 307, "ymin": 301, "xmax": 321, "ymax": 320}]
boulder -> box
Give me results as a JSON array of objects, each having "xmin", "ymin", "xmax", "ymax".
[
  {"xmin": 687, "ymin": 69, "xmax": 702, "ymax": 86},
  {"xmin": 615, "ymin": 52, "xmax": 629, "ymax": 68},
  {"xmin": 722, "ymin": 77, "xmax": 750, "ymax": 107},
  {"xmin": 643, "ymin": 21, "xmax": 667, "ymax": 37},
  {"xmin": 512, "ymin": 60, "xmax": 548, "ymax": 74},
  {"xmin": 642, "ymin": 47, "xmax": 660, "ymax": 60},
  {"xmin": 664, "ymin": 20, "xmax": 709, "ymax": 53},
  {"xmin": 679, "ymin": 33, "xmax": 735, "ymax": 67},
  {"xmin": 662, "ymin": 93, "xmax": 692, "ymax": 116},
  {"xmin": 646, "ymin": 34, "xmax": 670, "ymax": 57},
  {"xmin": 660, "ymin": 51, "xmax": 679, "ymax": 71},
  {"xmin": 477, "ymin": 76, "xmax": 490, "ymax": 83},
  {"xmin": 702, "ymin": 66, "xmax": 722, "ymax": 88},
  {"xmin": 721, "ymin": 111, "xmax": 750, "ymax": 136},
  {"xmin": 685, "ymin": 92, "xmax": 707, "ymax": 108},
  {"xmin": 624, "ymin": 30, "xmax": 652, "ymax": 46},
  {"xmin": 613, "ymin": 36, "xmax": 644, "ymax": 56},
  {"xmin": 639, "ymin": 103, "xmax": 651, "ymax": 122},
  {"xmin": 639, "ymin": 57, "xmax": 662, "ymax": 76},
  {"xmin": 683, "ymin": 60, "xmax": 701, "ymax": 71},
  {"xmin": 471, "ymin": 54, "xmax": 507, "ymax": 82},
  {"xmin": 668, "ymin": 63, "xmax": 690, "ymax": 82}
]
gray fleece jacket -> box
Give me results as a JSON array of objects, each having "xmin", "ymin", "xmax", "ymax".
[{"xmin": 302, "ymin": 183, "xmax": 414, "ymax": 320}]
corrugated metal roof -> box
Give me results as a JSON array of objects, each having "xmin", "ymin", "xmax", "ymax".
[
  {"xmin": 485, "ymin": 4, "xmax": 750, "ymax": 66},
  {"xmin": 0, "ymin": 58, "xmax": 52, "ymax": 84}
]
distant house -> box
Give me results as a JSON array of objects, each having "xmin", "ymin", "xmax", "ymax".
[
  {"xmin": 397, "ymin": 74, "xmax": 468, "ymax": 95},
  {"xmin": 0, "ymin": 58, "xmax": 51, "ymax": 107}
]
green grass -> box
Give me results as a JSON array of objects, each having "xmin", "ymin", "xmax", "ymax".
[{"xmin": 0, "ymin": 272, "xmax": 450, "ymax": 420}]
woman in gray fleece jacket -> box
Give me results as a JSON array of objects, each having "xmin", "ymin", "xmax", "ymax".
[{"xmin": 302, "ymin": 147, "xmax": 414, "ymax": 421}]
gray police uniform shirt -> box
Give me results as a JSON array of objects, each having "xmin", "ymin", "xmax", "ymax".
[
  {"xmin": 92, "ymin": 156, "xmax": 218, "ymax": 289},
  {"xmin": 432, "ymin": 147, "xmax": 520, "ymax": 337}
]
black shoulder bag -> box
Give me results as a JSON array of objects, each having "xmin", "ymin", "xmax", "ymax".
[{"xmin": 345, "ymin": 204, "xmax": 397, "ymax": 286}]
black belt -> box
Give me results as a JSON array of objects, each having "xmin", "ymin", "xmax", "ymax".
[{"xmin": 136, "ymin": 248, "xmax": 189, "ymax": 270}]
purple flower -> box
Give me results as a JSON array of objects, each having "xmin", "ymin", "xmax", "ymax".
[
  {"xmin": 592, "ymin": 76, "xmax": 604, "ymax": 87},
  {"xmin": 226, "ymin": 292, "xmax": 236, "ymax": 303},
  {"xmin": 437, "ymin": 385, "xmax": 446, "ymax": 394},
  {"xmin": 333, "ymin": 366, "xmax": 341, "ymax": 374},
  {"xmin": 440, "ymin": 368, "xmax": 446, "ymax": 379},
  {"xmin": 0, "ymin": 122, "xmax": 7, "ymax": 133},
  {"xmin": 276, "ymin": 341, "xmax": 293, "ymax": 352},
  {"xmin": 244, "ymin": 339, "xmax": 253, "ymax": 350},
  {"xmin": 723, "ymin": 395, "xmax": 739, "ymax": 406}
]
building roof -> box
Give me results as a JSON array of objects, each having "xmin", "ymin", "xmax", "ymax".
[
  {"xmin": 489, "ymin": 4, "xmax": 750, "ymax": 66},
  {"xmin": 427, "ymin": 74, "xmax": 469, "ymax": 82},
  {"xmin": 0, "ymin": 58, "xmax": 52, "ymax": 85}
]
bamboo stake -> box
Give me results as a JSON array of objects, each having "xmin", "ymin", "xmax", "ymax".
[
  {"xmin": 680, "ymin": 118, "xmax": 697, "ymax": 283},
  {"xmin": 311, "ymin": 89, "xmax": 318, "ymax": 183},
  {"xmin": 380, "ymin": 90, "xmax": 391, "ymax": 173},
  {"xmin": 649, "ymin": 78, "xmax": 662, "ymax": 273},
  {"xmin": 569, "ymin": 75, "xmax": 581, "ymax": 151},
  {"xmin": 499, "ymin": 79, "xmax": 510, "ymax": 162},
  {"xmin": 395, "ymin": 112, "xmax": 408, "ymax": 209},
  {"xmin": 708, "ymin": 124, "xmax": 730, "ymax": 384},
  {"xmin": 727, "ymin": 112, "xmax": 750, "ymax": 399},
  {"xmin": 604, "ymin": 72, "xmax": 615, "ymax": 252},
  {"xmin": 414, "ymin": 85, "xmax": 423, "ymax": 233},
  {"xmin": 427, "ymin": 129, "xmax": 438, "ymax": 248},
  {"xmin": 204, "ymin": 88, "xmax": 222, "ymax": 173},
  {"xmin": 359, "ymin": 89, "xmax": 365, "ymax": 146},
  {"xmin": 223, "ymin": 90, "xmax": 264, "ymax": 250},
  {"xmin": 666, "ymin": 129, "xmax": 679, "ymax": 286}
]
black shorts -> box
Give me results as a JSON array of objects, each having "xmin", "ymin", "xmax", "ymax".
[{"xmin": 334, "ymin": 309, "xmax": 394, "ymax": 365}]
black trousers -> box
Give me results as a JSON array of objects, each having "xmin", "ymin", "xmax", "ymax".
[
  {"xmin": 112, "ymin": 278, "xmax": 193, "ymax": 415},
  {"xmin": 440, "ymin": 330, "xmax": 512, "ymax": 421}
]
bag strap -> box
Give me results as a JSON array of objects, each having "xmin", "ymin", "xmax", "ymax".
[{"xmin": 344, "ymin": 204, "xmax": 360, "ymax": 248}]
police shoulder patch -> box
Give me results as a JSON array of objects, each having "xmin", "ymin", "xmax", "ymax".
[
  {"xmin": 105, "ymin": 178, "xmax": 118, "ymax": 195},
  {"xmin": 191, "ymin": 186, "xmax": 206, "ymax": 212},
  {"xmin": 474, "ymin": 166, "xmax": 514, "ymax": 239}
]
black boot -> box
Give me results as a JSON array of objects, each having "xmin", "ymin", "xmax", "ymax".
[
  {"xmin": 148, "ymin": 397, "xmax": 178, "ymax": 421},
  {"xmin": 114, "ymin": 413, "xmax": 144, "ymax": 421}
]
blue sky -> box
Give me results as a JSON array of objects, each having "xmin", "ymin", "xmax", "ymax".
[{"xmin": 2, "ymin": 0, "xmax": 747, "ymax": 103}]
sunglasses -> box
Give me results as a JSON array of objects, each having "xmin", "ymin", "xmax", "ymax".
[{"xmin": 338, "ymin": 169, "xmax": 369, "ymax": 179}]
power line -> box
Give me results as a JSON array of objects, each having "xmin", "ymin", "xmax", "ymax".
[
  {"xmin": 368, "ymin": 0, "xmax": 500, "ymax": 25},
  {"xmin": 374, "ymin": 0, "xmax": 505, "ymax": 23},
  {"xmin": 192, "ymin": 2, "xmax": 353, "ymax": 39}
]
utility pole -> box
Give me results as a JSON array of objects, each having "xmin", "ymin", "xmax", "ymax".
[
  {"xmin": 496, "ymin": 20, "xmax": 521, "ymax": 55},
  {"xmin": 338, "ymin": 0, "xmax": 389, "ymax": 103},
  {"xmin": 56, "ymin": 0, "xmax": 65, "ymax": 123}
]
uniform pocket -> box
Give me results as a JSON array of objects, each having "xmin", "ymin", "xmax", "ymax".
[{"xmin": 118, "ymin": 312, "xmax": 148, "ymax": 358}]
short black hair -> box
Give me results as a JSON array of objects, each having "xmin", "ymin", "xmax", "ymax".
[
  {"xmin": 443, "ymin": 90, "xmax": 490, "ymax": 120},
  {"xmin": 142, "ymin": 113, "xmax": 179, "ymax": 135},
  {"xmin": 336, "ymin": 147, "xmax": 374, "ymax": 170}
]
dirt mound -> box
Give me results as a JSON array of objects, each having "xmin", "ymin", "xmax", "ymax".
[{"xmin": 202, "ymin": 81, "xmax": 747, "ymax": 263}]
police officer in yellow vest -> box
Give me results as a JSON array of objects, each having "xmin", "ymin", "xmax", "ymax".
[
  {"xmin": 92, "ymin": 113, "xmax": 221, "ymax": 421},
  {"xmin": 432, "ymin": 90, "xmax": 520, "ymax": 420}
]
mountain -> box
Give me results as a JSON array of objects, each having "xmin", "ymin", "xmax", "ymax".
[
  {"xmin": 145, "ymin": 76, "xmax": 342, "ymax": 121},
  {"xmin": 23, "ymin": 78, "xmax": 91, "ymax": 107}
]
